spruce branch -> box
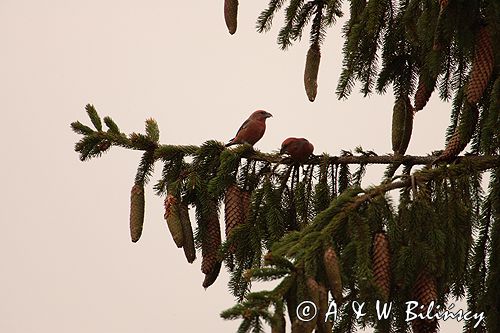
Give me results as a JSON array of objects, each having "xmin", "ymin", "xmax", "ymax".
[
  {"xmin": 72, "ymin": 108, "xmax": 500, "ymax": 332},
  {"xmin": 71, "ymin": 114, "xmax": 500, "ymax": 167}
]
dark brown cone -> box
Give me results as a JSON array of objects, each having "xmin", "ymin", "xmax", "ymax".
[
  {"xmin": 304, "ymin": 43, "xmax": 321, "ymax": 102},
  {"xmin": 437, "ymin": 129, "xmax": 463, "ymax": 162},
  {"xmin": 317, "ymin": 283, "xmax": 333, "ymax": 333},
  {"xmin": 241, "ymin": 190, "xmax": 251, "ymax": 220},
  {"xmin": 164, "ymin": 194, "xmax": 184, "ymax": 248},
  {"xmin": 178, "ymin": 202, "xmax": 196, "ymax": 263},
  {"xmin": 372, "ymin": 232, "xmax": 391, "ymax": 301},
  {"xmin": 291, "ymin": 319, "xmax": 303, "ymax": 333},
  {"xmin": 285, "ymin": 285, "xmax": 298, "ymax": 325},
  {"xmin": 202, "ymin": 261, "xmax": 222, "ymax": 288},
  {"xmin": 303, "ymin": 277, "xmax": 320, "ymax": 333},
  {"xmin": 411, "ymin": 271, "xmax": 438, "ymax": 333},
  {"xmin": 201, "ymin": 208, "xmax": 221, "ymax": 275},
  {"xmin": 323, "ymin": 246, "xmax": 343, "ymax": 303},
  {"xmin": 467, "ymin": 26, "xmax": 494, "ymax": 104},
  {"xmin": 392, "ymin": 96, "xmax": 414, "ymax": 156},
  {"xmin": 225, "ymin": 184, "xmax": 244, "ymax": 250},
  {"xmin": 224, "ymin": 0, "xmax": 238, "ymax": 35},
  {"xmin": 271, "ymin": 314, "xmax": 286, "ymax": 333},
  {"xmin": 414, "ymin": 79, "xmax": 433, "ymax": 112},
  {"xmin": 436, "ymin": 102, "xmax": 479, "ymax": 162},
  {"xmin": 130, "ymin": 183, "xmax": 145, "ymax": 243}
]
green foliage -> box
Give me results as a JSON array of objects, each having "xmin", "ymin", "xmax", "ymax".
[
  {"xmin": 256, "ymin": 0, "xmax": 500, "ymax": 162},
  {"xmin": 69, "ymin": 1, "xmax": 500, "ymax": 331},
  {"xmin": 259, "ymin": 0, "xmax": 343, "ymax": 50},
  {"xmin": 71, "ymin": 101, "xmax": 499, "ymax": 331},
  {"xmin": 86, "ymin": 104, "xmax": 102, "ymax": 131}
]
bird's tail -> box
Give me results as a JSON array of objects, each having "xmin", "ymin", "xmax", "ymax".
[{"xmin": 225, "ymin": 139, "xmax": 236, "ymax": 147}]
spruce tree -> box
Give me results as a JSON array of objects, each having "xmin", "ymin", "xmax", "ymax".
[{"xmin": 71, "ymin": 1, "xmax": 499, "ymax": 332}]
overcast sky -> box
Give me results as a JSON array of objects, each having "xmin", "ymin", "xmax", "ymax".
[{"xmin": 1, "ymin": 1, "xmax": 465, "ymax": 332}]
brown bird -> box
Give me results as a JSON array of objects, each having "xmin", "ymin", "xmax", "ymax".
[
  {"xmin": 226, "ymin": 110, "xmax": 273, "ymax": 147},
  {"xmin": 280, "ymin": 137, "xmax": 314, "ymax": 163}
]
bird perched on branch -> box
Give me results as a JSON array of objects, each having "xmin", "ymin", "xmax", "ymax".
[
  {"xmin": 280, "ymin": 137, "xmax": 314, "ymax": 163},
  {"xmin": 226, "ymin": 110, "xmax": 273, "ymax": 147}
]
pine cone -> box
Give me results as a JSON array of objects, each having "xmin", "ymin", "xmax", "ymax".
[
  {"xmin": 304, "ymin": 43, "xmax": 321, "ymax": 102},
  {"xmin": 271, "ymin": 314, "xmax": 286, "ymax": 333},
  {"xmin": 178, "ymin": 202, "xmax": 196, "ymax": 263},
  {"xmin": 202, "ymin": 261, "xmax": 222, "ymax": 288},
  {"xmin": 372, "ymin": 232, "xmax": 391, "ymax": 300},
  {"xmin": 130, "ymin": 183, "xmax": 145, "ymax": 243},
  {"xmin": 164, "ymin": 194, "xmax": 184, "ymax": 248},
  {"xmin": 414, "ymin": 78, "xmax": 434, "ymax": 112},
  {"xmin": 437, "ymin": 128, "xmax": 463, "ymax": 162},
  {"xmin": 411, "ymin": 271, "xmax": 438, "ymax": 333},
  {"xmin": 304, "ymin": 277, "xmax": 320, "ymax": 333},
  {"xmin": 201, "ymin": 207, "xmax": 221, "ymax": 275},
  {"xmin": 291, "ymin": 319, "xmax": 303, "ymax": 333},
  {"xmin": 224, "ymin": 0, "xmax": 238, "ymax": 35},
  {"xmin": 317, "ymin": 283, "xmax": 333, "ymax": 333},
  {"xmin": 285, "ymin": 285, "xmax": 298, "ymax": 324},
  {"xmin": 392, "ymin": 96, "xmax": 414, "ymax": 155},
  {"xmin": 225, "ymin": 185, "xmax": 245, "ymax": 248},
  {"xmin": 436, "ymin": 102, "xmax": 478, "ymax": 161},
  {"xmin": 241, "ymin": 189, "xmax": 251, "ymax": 220},
  {"xmin": 467, "ymin": 26, "xmax": 494, "ymax": 104},
  {"xmin": 323, "ymin": 246, "xmax": 343, "ymax": 303}
]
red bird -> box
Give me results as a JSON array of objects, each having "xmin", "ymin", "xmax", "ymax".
[
  {"xmin": 280, "ymin": 137, "xmax": 314, "ymax": 163},
  {"xmin": 226, "ymin": 110, "xmax": 273, "ymax": 147}
]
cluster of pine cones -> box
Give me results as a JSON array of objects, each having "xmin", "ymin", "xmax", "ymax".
[
  {"xmin": 131, "ymin": 183, "xmax": 252, "ymax": 289},
  {"xmin": 391, "ymin": 23, "xmax": 494, "ymax": 161}
]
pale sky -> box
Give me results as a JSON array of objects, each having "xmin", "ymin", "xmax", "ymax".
[{"xmin": 1, "ymin": 1, "xmax": 465, "ymax": 332}]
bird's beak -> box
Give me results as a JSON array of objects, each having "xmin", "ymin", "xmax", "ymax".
[
  {"xmin": 280, "ymin": 145, "xmax": 287, "ymax": 154},
  {"xmin": 265, "ymin": 112, "xmax": 273, "ymax": 118}
]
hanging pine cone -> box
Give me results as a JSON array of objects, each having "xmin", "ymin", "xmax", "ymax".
[
  {"xmin": 467, "ymin": 26, "xmax": 494, "ymax": 104},
  {"xmin": 130, "ymin": 183, "xmax": 145, "ymax": 243},
  {"xmin": 201, "ymin": 207, "xmax": 221, "ymax": 275},
  {"xmin": 392, "ymin": 96, "xmax": 414, "ymax": 155},
  {"xmin": 414, "ymin": 78, "xmax": 434, "ymax": 112},
  {"xmin": 437, "ymin": 128, "xmax": 462, "ymax": 162},
  {"xmin": 291, "ymin": 319, "xmax": 303, "ymax": 333},
  {"xmin": 271, "ymin": 314, "xmax": 286, "ymax": 333},
  {"xmin": 303, "ymin": 277, "xmax": 320, "ymax": 333},
  {"xmin": 178, "ymin": 202, "xmax": 196, "ymax": 263},
  {"xmin": 317, "ymin": 283, "xmax": 333, "ymax": 333},
  {"xmin": 224, "ymin": 0, "xmax": 238, "ymax": 35},
  {"xmin": 164, "ymin": 194, "xmax": 184, "ymax": 248},
  {"xmin": 323, "ymin": 246, "xmax": 343, "ymax": 303},
  {"xmin": 225, "ymin": 184, "xmax": 245, "ymax": 251},
  {"xmin": 435, "ymin": 101, "xmax": 478, "ymax": 161},
  {"xmin": 411, "ymin": 271, "xmax": 438, "ymax": 333},
  {"xmin": 304, "ymin": 43, "xmax": 321, "ymax": 102},
  {"xmin": 285, "ymin": 285, "xmax": 298, "ymax": 325},
  {"xmin": 372, "ymin": 232, "xmax": 391, "ymax": 301},
  {"xmin": 241, "ymin": 189, "xmax": 251, "ymax": 220},
  {"xmin": 202, "ymin": 261, "xmax": 222, "ymax": 288}
]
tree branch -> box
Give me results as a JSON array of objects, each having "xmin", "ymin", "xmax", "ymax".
[{"xmin": 239, "ymin": 150, "xmax": 500, "ymax": 167}]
